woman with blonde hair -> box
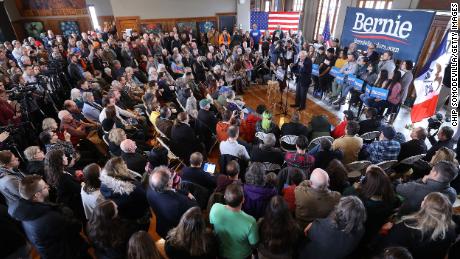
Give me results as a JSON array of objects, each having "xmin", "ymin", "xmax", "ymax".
[
  {"xmin": 165, "ymin": 207, "xmax": 218, "ymax": 258},
  {"xmin": 99, "ymin": 157, "xmax": 150, "ymax": 230},
  {"xmin": 42, "ymin": 117, "xmax": 59, "ymax": 132},
  {"xmin": 107, "ymin": 128, "xmax": 126, "ymax": 156},
  {"xmin": 378, "ymin": 192, "xmax": 456, "ymax": 259},
  {"xmin": 128, "ymin": 231, "xmax": 163, "ymax": 259},
  {"xmin": 412, "ymin": 147, "xmax": 458, "ymax": 180}
]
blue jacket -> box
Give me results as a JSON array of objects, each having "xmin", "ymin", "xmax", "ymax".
[
  {"xmin": 146, "ymin": 187, "xmax": 197, "ymax": 238},
  {"xmin": 9, "ymin": 200, "xmax": 88, "ymax": 259}
]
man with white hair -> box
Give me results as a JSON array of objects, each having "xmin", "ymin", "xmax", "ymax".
[
  {"xmin": 294, "ymin": 168, "xmax": 341, "ymax": 228},
  {"xmin": 120, "ymin": 139, "xmax": 147, "ymax": 174},
  {"xmin": 290, "ymin": 50, "xmax": 312, "ymax": 111}
]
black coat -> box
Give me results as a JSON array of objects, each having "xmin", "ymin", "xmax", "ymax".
[
  {"xmin": 121, "ymin": 152, "xmax": 148, "ymax": 175},
  {"xmin": 67, "ymin": 62, "xmax": 84, "ymax": 87},
  {"xmin": 196, "ymin": 109, "xmax": 218, "ymax": 139},
  {"xmin": 358, "ymin": 118, "xmax": 381, "ymax": 135},
  {"xmin": 56, "ymin": 173, "xmax": 85, "ymax": 221},
  {"xmin": 171, "ymin": 122, "xmax": 200, "ymax": 161},
  {"xmin": 281, "ymin": 122, "xmax": 309, "ymax": 137},
  {"xmin": 292, "ymin": 58, "xmax": 312, "ymax": 87},
  {"xmin": 0, "ymin": 204, "xmax": 27, "ymax": 258},
  {"xmin": 9, "ymin": 200, "xmax": 89, "ymax": 259},
  {"xmin": 26, "ymin": 160, "xmax": 45, "ymax": 177},
  {"xmin": 146, "ymin": 187, "xmax": 197, "ymax": 238},
  {"xmin": 398, "ymin": 139, "xmax": 427, "ymax": 161},
  {"xmin": 376, "ymin": 220, "xmax": 456, "ymax": 259},
  {"xmin": 250, "ymin": 146, "xmax": 284, "ymax": 165},
  {"xmin": 425, "ymin": 136, "xmax": 454, "ymax": 162},
  {"xmin": 313, "ymin": 150, "xmax": 343, "ymax": 169},
  {"xmin": 181, "ymin": 167, "xmax": 216, "ymax": 190},
  {"xmin": 99, "ymin": 173, "xmax": 149, "ymax": 221}
]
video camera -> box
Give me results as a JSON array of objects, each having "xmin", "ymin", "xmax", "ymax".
[{"xmin": 427, "ymin": 113, "xmax": 443, "ymax": 131}]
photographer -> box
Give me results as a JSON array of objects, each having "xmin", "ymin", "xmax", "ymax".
[
  {"xmin": 425, "ymin": 125, "xmax": 454, "ymax": 162},
  {"xmin": 0, "ymin": 89, "xmax": 21, "ymax": 126}
]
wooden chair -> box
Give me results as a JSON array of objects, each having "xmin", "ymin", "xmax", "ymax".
[
  {"xmin": 255, "ymin": 132, "xmax": 267, "ymax": 142},
  {"xmin": 280, "ymin": 135, "xmax": 298, "ymax": 152},
  {"xmin": 307, "ymin": 136, "xmax": 334, "ymax": 151},
  {"xmin": 153, "ymin": 122, "xmax": 169, "ymax": 140}
]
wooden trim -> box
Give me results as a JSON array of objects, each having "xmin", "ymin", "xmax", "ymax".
[
  {"xmin": 314, "ymin": 0, "xmax": 325, "ymax": 39},
  {"xmin": 331, "ymin": 0, "xmax": 339, "ymax": 35},
  {"xmin": 215, "ymin": 12, "xmax": 237, "ymax": 16},
  {"xmin": 141, "ymin": 16, "xmax": 217, "ymax": 23}
]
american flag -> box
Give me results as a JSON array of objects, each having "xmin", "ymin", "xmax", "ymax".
[
  {"xmin": 322, "ymin": 15, "xmax": 332, "ymax": 48},
  {"xmin": 250, "ymin": 11, "xmax": 300, "ymax": 34}
]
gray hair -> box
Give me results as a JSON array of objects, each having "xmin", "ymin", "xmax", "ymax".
[
  {"xmin": 331, "ymin": 196, "xmax": 367, "ymax": 234},
  {"xmin": 81, "ymin": 91, "xmax": 93, "ymax": 102},
  {"xmin": 149, "ymin": 166, "xmax": 172, "ymax": 192},
  {"xmin": 245, "ymin": 162, "xmax": 265, "ymax": 186},
  {"xmin": 262, "ymin": 133, "xmax": 276, "ymax": 148}
]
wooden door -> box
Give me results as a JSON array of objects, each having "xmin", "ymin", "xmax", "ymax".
[{"xmin": 115, "ymin": 16, "xmax": 140, "ymax": 36}]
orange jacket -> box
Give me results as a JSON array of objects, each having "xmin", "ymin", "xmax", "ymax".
[{"xmin": 218, "ymin": 33, "xmax": 231, "ymax": 46}]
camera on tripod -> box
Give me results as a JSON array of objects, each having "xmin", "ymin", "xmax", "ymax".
[{"xmin": 6, "ymin": 85, "xmax": 38, "ymax": 101}]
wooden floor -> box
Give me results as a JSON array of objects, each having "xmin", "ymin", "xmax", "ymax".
[{"xmin": 243, "ymin": 84, "xmax": 340, "ymax": 126}]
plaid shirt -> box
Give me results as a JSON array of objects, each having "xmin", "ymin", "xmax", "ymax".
[
  {"xmin": 284, "ymin": 152, "xmax": 315, "ymax": 174},
  {"xmin": 366, "ymin": 140, "xmax": 401, "ymax": 164}
]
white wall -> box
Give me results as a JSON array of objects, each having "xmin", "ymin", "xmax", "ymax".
[
  {"xmin": 110, "ymin": 0, "xmax": 236, "ymax": 19},
  {"xmin": 237, "ymin": 0, "xmax": 250, "ymax": 31},
  {"xmin": 86, "ymin": 0, "xmax": 114, "ymax": 17}
]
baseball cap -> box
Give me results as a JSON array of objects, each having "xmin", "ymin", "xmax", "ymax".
[{"xmin": 199, "ymin": 99, "xmax": 211, "ymax": 109}]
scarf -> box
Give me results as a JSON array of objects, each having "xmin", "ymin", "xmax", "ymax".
[{"xmin": 261, "ymin": 111, "xmax": 272, "ymax": 131}]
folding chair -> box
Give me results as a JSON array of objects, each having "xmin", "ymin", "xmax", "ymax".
[
  {"xmin": 307, "ymin": 136, "xmax": 334, "ymax": 151},
  {"xmin": 280, "ymin": 135, "xmax": 298, "ymax": 152}
]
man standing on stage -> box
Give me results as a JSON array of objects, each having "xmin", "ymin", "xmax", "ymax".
[{"xmin": 290, "ymin": 51, "xmax": 312, "ymax": 111}]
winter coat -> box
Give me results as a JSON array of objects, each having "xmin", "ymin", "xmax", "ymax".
[
  {"xmin": 99, "ymin": 171, "xmax": 149, "ymax": 222},
  {"xmin": 8, "ymin": 199, "xmax": 88, "ymax": 259}
]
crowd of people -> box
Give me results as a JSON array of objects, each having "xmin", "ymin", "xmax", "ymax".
[{"xmin": 0, "ymin": 21, "xmax": 459, "ymax": 259}]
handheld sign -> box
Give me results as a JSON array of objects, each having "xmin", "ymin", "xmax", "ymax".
[
  {"xmin": 365, "ymin": 85, "xmax": 372, "ymax": 95},
  {"xmin": 370, "ymin": 86, "xmax": 389, "ymax": 99},
  {"xmin": 349, "ymin": 75, "xmax": 364, "ymax": 91},
  {"xmin": 312, "ymin": 64, "xmax": 319, "ymax": 76},
  {"xmin": 329, "ymin": 67, "xmax": 340, "ymax": 77},
  {"xmin": 335, "ymin": 73, "xmax": 345, "ymax": 84}
]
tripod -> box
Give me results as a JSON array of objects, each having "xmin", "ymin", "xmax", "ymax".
[{"xmin": 275, "ymin": 82, "xmax": 289, "ymax": 116}]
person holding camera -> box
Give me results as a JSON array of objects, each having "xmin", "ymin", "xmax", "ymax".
[{"xmin": 425, "ymin": 125, "xmax": 454, "ymax": 162}]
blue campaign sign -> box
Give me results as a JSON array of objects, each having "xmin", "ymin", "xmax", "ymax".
[
  {"xmin": 348, "ymin": 75, "xmax": 364, "ymax": 91},
  {"xmin": 340, "ymin": 7, "xmax": 435, "ymax": 63},
  {"xmin": 365, "ymin": 85, "xmax": 372, "ymax": 95},
  {"xmin": 312, "ymin": 64, "xmax": 319, "ymax": 76},
  {"xmin": 370, "ymin": 87, "xmax": 389, "ymax": 99},
  {"xmin": 336, "ymin": 73, "xmax": 345, "ymax": 84},
  {"xmin": 329, "ymin": 67, "xmax": 340, "ymax": 77}
]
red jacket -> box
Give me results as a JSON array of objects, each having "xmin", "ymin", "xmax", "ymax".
[{"xmin": 331, "ymin": 120, "xmax": 348, "ymax": 139}]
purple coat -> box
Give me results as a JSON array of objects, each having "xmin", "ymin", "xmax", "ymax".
[{"xmin": 242, "ymin": 184, "xmax": 277, "ymax": 219}]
